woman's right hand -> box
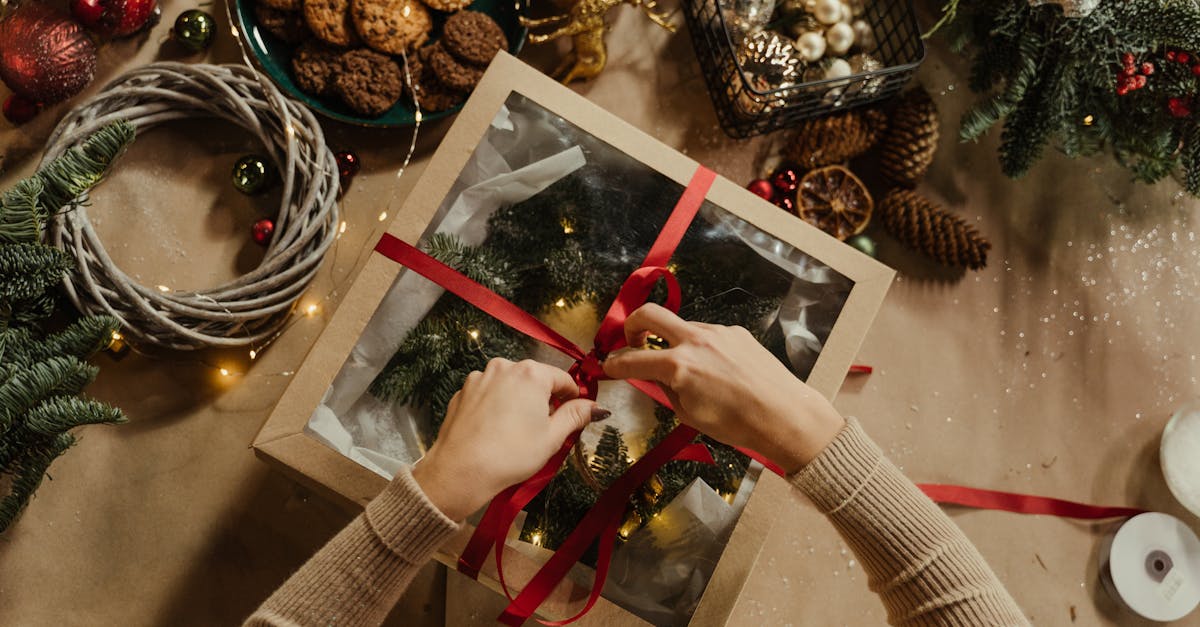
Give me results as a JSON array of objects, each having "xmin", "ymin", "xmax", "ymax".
[{"xmin": 602, "ymin": 303, "xmax": 845, "ymax": 475}]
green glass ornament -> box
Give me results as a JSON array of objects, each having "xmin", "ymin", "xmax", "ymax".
[
  {"xmin": 847, "ymin": 234, "xmax": 876, "ymax": 258},
  {"xmin": 172, "ymin": 9, "xmax": 215, "ymax": 52},
  {"xmin": 232, "ymin": 154, "xmax": 271, "ymax": 194}
]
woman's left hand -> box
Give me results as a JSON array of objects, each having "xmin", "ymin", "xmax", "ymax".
[{"xmin": 411, "ymin": 358, "xmax": 607, "ymax": 521}]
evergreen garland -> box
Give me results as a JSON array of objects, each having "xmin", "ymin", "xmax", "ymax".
[
  {"xmin": 371, "ymin": 160, "xmax": 818, "ymax": 550},
  {"xmin": 0, "ymin": 121, "xmax": 132, "ymax": 532},
  {"xmin": 943, "ymin": 0, "xmax": 1200, "ymax": 193}
]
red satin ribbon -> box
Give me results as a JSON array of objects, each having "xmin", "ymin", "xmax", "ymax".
[
  {"xmin": 375, "ymin": 166, "xmax": 723, "ymax": 625},
  {"xmin": 373, "ymin": 164, "xmax": 1142, "ymax": 625},
  {"xmin": 917, "ymin": 484, "xmax": 1145, "ymax": 519}
]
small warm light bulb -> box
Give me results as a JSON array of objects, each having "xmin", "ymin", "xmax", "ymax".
[
  {"xmin": 378, "ymin": 211, "xmax": 388, "ymax": 222},
  {"xmin": 249, "ymin": 349, "xmax": 258, "ymax": 360},
  {"xmin": 219, "ymin": 368, "xmax": 231, "ymax": 377},
  {"xmin": 554, "ymin": 298, "xmax": 566, "ymax": 308},
  {"xmin": 468, "ymin": 329, "xmax": 480, "ymax": 340},
  {"xmin": 286, "ymin": 124, "xmax": 296, "ymax": 137},
  {"xmin": 1083, "ymin": 114, "xmax": 1094, "ymax": 126},
  {"xmin": 560, "ymin": 218, "xmax": 575, "ymax": 234},
  {"xmin": 157, "ymin": 285, "xmax": 170, "ymax": 293},
  {"xmin": 414, "ymin": 110, "xmax": 423, "ymax": 123},
  {"xmin": 530, "ymin": 532, "xmax": 543, "ymax": 546},
  {"xmin": 339, "ymin": 221, "xmax": 347, "ymax": 234},
  {"xmin": 305, "ymin": 304, "xmax": 319, "ymax": 316},
  {"xmin": 111, "ymin": 331, "xmax": 123, "ymax": 341},
  {"xmin": 667, "ymin": 263, "xmax": 678, "ymax": 273}
]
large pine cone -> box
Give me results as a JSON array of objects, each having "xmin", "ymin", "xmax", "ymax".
[
  {"xmin": 880, "ymin": 189, "xmax": 990, "ymax": 270},
  {"xmin": 782, "ymin": 108, "xmax": 887, "ymax": 168},
  {"xmin": 879, "ymin": 88, "xmax": 939, "ymax": 188}
]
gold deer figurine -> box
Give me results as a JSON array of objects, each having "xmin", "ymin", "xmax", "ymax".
[{"xmin": 520, "ymin": 0, "xmax": 677, "ymax": 84}]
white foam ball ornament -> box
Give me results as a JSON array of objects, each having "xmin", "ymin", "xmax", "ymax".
[
  {"xmin": 825, "ymin": 22, "xmax": 854, "ymax": 55},
  {"xmin": 812, "ymin": 0, "xmax": 842, "ymax": 24},
  {"xmin": 794, "ymin": 31, "xmax": 826, "ymax": 61},
  {"xmin": 825, "ymin": 57, "xmax": 852, "ymax": 80},
  {"xmin": 852, "ymin": 20, "xmax": 874, "ymax": 51}
]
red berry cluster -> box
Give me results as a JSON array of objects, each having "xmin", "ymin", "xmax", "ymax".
[
  {"xmin": 1116, "ymin": 52, "xmax": 1153, "ymax": 96},
  {"xmin": 1165, "ymin": 49, "xmax": 1200, "ymax": 76}
]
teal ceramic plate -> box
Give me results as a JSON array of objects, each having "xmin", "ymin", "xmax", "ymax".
[{"xmin": 231, "ymin": 0, "xmax": 527, "ymax": 127}]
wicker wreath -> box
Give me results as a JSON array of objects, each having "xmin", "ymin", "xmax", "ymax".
[{"xmin": 43, "ymin": 62, "xmax": 340, "ymax": 350}]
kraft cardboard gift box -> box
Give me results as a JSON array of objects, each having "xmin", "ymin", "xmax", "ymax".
[{"xmin": 254, "ymin": 53, "xmax": 893, "ymax": 625}]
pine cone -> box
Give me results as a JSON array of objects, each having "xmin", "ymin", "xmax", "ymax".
[
  {"xmin": 782, "ymin": 108, "xmax": 887, "ymax": 168},
  {"xmin": 879, "ymin": 88, "xmax": 939, "ymax": 188},
  {"xmin": 880, "ymin": 189, "xmax": 990, "ymax": 270}
]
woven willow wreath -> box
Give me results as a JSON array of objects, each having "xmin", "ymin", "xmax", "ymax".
[{"xmin": 43, "ymin": 62, "xmax": 340, "ymax": 350}]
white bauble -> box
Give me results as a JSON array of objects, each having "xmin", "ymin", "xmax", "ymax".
[
  {"xmin": 838, "ymin": 1, "xmax": 853, "ymax": 22},
  {"xmin": 852, "ymin": 20, "xmax": 874, "ymax": 51},
  {"xmin": 812, "ymin": 0, "xmax": 841, "ymax": 24},
  {"xmin": 825, "ymin": 22, "xmax": 854, "ymax": 55},
  {"xmin": 847, "ymin": 0, "xmax": 864, "ymax": 16},
  {"xmin": 794, "ymin": 31, "xmax": 826, "ymax": 61},
  {"xmin": 825, "ymin": 57, "xmax": 852, "ymax": 80}
]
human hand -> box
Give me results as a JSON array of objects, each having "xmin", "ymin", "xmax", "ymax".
[
  {"xmin": 411, "ymin": 358, "xmax": 609, "ymax": 521},
  {"xmin": 603, "ymin": 303, "xmax": 845, "ymax": 475}
]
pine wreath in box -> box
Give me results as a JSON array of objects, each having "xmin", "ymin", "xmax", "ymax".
[
  {"xmin": 1, "ymin": 122, "xmax": 131, "ymax": 532},
  {"xmin": 369, "ymin": 162, "xmax": 820, "ymax": 552}
]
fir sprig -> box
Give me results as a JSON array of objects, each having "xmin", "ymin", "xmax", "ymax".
[
  {"xmin": 0, "ymin": 121, "xmax": 131, "ymax": 532},
  {"xmin": 948, "ymin": 0, "xmax": 1200, "ymax": 190}
]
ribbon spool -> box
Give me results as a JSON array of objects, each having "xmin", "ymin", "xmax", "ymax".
[
  {"xmin": 1098, "ymin": 512, "xmax": 1200, "ymax": 622},
  {"xmin": 1162, "ymin": 400, "xmax": 1200, "ymax": 517}
]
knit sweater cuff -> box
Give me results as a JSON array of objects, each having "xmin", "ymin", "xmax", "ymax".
[
  {"xmin": 365, "ymin": 466, "xmax": 459, "ymax": 561},
  {"xmin": 789, "ymin": 417, "xmax": 882, "ymax": 513}
]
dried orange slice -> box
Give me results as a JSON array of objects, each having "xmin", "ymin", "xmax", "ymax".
[{"xmin": 796, "ymin": 165, "xmax": 873, "ymax": 240}]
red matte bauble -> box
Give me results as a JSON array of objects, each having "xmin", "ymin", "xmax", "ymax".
[
  {"xmin": 0, "ymin": 4, "xmax": 97, "ymax": 103},
  {"xmin": 771, "ymin": 165, "xmax": 801, "ymax": 194},
  {"xmin": 774, "ymin": 195, "xmax": 796, "ymax": 214},
  {"xmin": 251, "ymin": 218, "xmax": 275, "ymax": 246},
  {"xmin": 746, "ymin": 178, "xmax": 775, "ymax": 202},
  {"xmin": 1168, "ymin": 97, "xmax": 1192, "ymax": 118},
  {"xmin": 3, "ymin": 94, "xmax": 40, "ymax": 125},
  {"xmin": 335, "ymin": 150, "xmax": 360, "ymax": 179},
  {"xmin": 72, "ymin": 0, "xmax": 159, "ymax": 37}
]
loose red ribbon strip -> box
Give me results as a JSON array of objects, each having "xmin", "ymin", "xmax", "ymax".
[
  {"xmin": 917, "ymin": 484, "xmax": 1145, "ymax": 519},
  {"xmin": 373, "ymin": 164, "xmax": 1142, "ymax": 626}
]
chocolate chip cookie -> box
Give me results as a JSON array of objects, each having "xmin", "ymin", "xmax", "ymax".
[
  {"xmin": 291, "ymin": 40, "xmax": 343, "ymax": 96},
  {"xmin": 335, "ymin": 48, "xmax": 404, "ymax": 116},
  {"xmin": 255, "ymin": 5, "xmax": 310, "ymax": 44},
  {"xmin": 351, "ymin": 0, "xmax": 431, "ymax": 55},
  {"xmin": 428, "ymin": 41, "xmax": 484, "ymax": 92},
  {"xmin": 303, "ymin": 0, "xmax": 360, "ymax": 47},
  {"xmin": 441, "ymin": 10, "xmax": 507, "ymax": 67}
]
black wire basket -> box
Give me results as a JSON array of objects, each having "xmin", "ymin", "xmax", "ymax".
[{"xmin": 683, "ymin": 0, "xmax": 925, "ymax": 138}]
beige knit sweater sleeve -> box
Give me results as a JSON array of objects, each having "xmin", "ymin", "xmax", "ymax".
[
  {"xmin": 247, "ymin": 420, "xmax": 1026, "ymax": 626},
  {"xmin": 245, "ymin": 468, "xmax": 459, "ymax": 627},
  {"xmin": 791, "ymin": 419, "xmax": 1029, "ymax": 626}
]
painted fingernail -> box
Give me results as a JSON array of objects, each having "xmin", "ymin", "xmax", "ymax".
[{"xmin": 591, "ymin": 407, "xmax": 612, "ymax": 422}]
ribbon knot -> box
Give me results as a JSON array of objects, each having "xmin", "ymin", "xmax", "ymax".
[{"xmin": 569, "ymin": 351, "xmax": 607, "ymax": 400}]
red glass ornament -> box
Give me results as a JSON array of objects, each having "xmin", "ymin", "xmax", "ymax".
[
  {"xmin": 3, "ymin": 94, "xmax": 40, "ymax": 125},
  {"xmin": 1179, "ymin": 52, "xmax": 1192, "ymax": 64},
  {"xmin": 0, "ymin": 4, "xmax": 97, "ymax": 103},
  {"xmin": 1168, "ymin": 97, "xmax": 1192, "ymax": 118},
  {"xmin": 72, "ymin": 0, "xmax": 159, "ymax": 37},
  {"xmin": 746, "ymin": 178, "xmax": 775, "ymax": 202},
  {"xmin": 1121, "ymin": 52, "xmax": 1135, "ymax": 67},
  {"xmin": 1140, "ymin": 62, "xmax": 1155, "ymax": 75},
  {"xmin": 1167, "ymin": 50, "xmax": 1179, "ymax": 62},
  {"xmin": 335, "ymin": 150, "xmax": 360, "ymax": 179},
  {"xmin": 251, "ymin": 218, "xmax": 275, "ymax": 246},
  {"xmin": 771, "ymin": 165, "xmax": 801, "ymax": 194},
  {"xmin": 774, "ymin": 195, "xmax": 796, "ymax": 214},
  {"xmin": 1133, "ymin": 74, "xmax": 1147, "ymax": 89},
  {"xmin": 1116, "ymin": 84, "xmax": 1129, "ymax": 97},
  {"xmin": 1121, "ymin": 65, "xmax": 1137, "ymax": 78},
  {"xmin": 1192, "ymin": 64, "xmax": 1200, "ymax": 76}
]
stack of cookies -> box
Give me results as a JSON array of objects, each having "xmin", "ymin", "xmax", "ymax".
[{"xmin": 254, "ymin": 0, "xmax": 508, "ymax": 118}]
